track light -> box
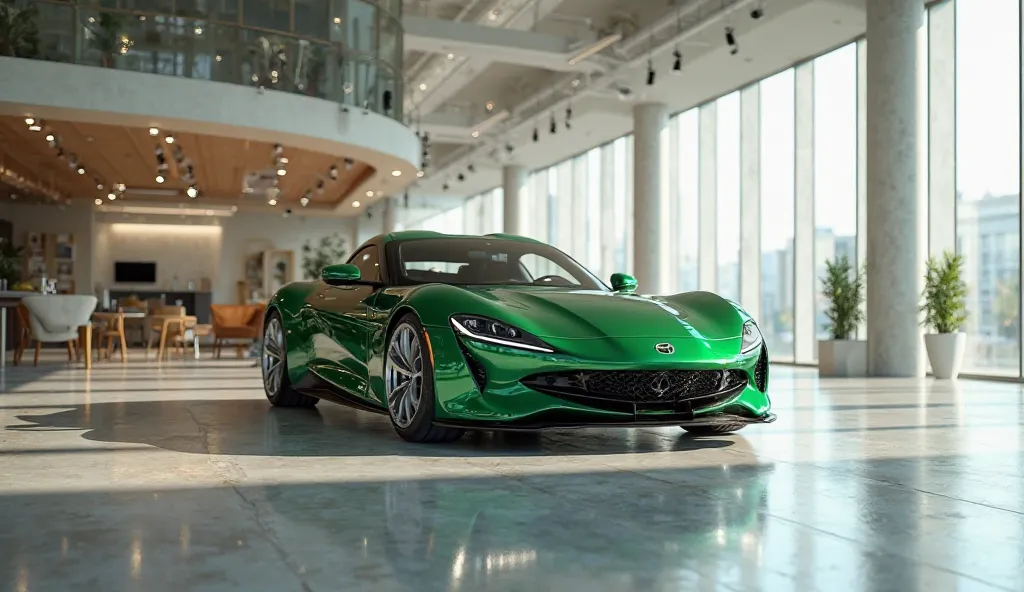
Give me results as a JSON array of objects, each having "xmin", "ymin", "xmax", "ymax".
[
  {"xmin": 532, "ymin": 127, "xmax": 539, "ymax": 142},
  {"xmin": 549, "ymin": 113, "xmax": 557, "ymax": 134},
  {"xmin": 300, "ymin": 196, "xmax": 310, "ymax": 207},
  {"xmin": 457, "ymin": 173, "xmax": 465, "ymax": 182},
  {"xmin": 672, "ymin": 49, "xmax": 682, "ymax": 73},
  {"xmin": 316, "ymin": 180, "xmax": 325, "ymax": 193},
  {"xmin": 505, "ymin": 143, "xmax": 514, "ymax": 154},
  {"xmin": 165, "ymin": 135, "xmax": 175, "ymax": 144},
  {"xmin": 77, "ymin": 167, "xmax": 85, "ymax": 175},
  {"xmin": 565, "ymin": 106, "xmax": 572, "ymax": 130},
  {"xmin": 329, "ymin": 165, "xmax": 339, "ymax": 180},
  {"xmin": 274, "ymin": 143, "xmax": 283, "ymax": 155},
  {"xmin": 344, "ymin": 158, "xmax": 354, "ymax": 170},
  {"xmin": 750, "ymin": 5, "xmax": 764, "ymax": 19},
  {"xmin": 725, "ymin": 27, "xmax": 738, "ymax": 55},
  {"xmin": 107, "ymin": 192, "xmax": 116, "ymax": 200},
  {"xmin": 45, "ymin": 133, "xmax": 54, "ymax": 142},
  {"xmin": 156, "ymin": 175, "xmax": 165, "ymax": 183},
  {"xmin": 467, "ymin": 164, "xmax": 475, "ymax": 173},
  {"xmin": 647, "ymin": 60, "xmax": 656, "ymax": 85}
]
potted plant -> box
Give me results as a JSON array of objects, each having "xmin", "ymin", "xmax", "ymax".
[
  {"xmin": 0, "ymin": 237, "xmax": 23, "ymax": 287},
  {"xmin": 818, "ymin": 255, "xmax": 867, "ymax": 377},
  {"xmin": 0, "ymin": 0, "xmax": 40, "ymax": 58},
  {"xmin": 87, "ymin": 12, "xmax": 125, "ymax": 67},
  {"xmin": 920, "ymin": 251, "xmax": 968, "ymax": 379},
  {"xmin": 301, "ymin": 234, "xmax": 347, "ymax": 280}
]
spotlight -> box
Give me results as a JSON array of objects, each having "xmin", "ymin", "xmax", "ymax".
[
  {"xmin": 344, "ymin": 158, "xmax": 354, "ymax": 170},
  {"xmin": 96, "ymin": 182, "xmax": 104, "ymax": 190},
  {"xmin": 549, "ymin": 114, "xmax": 557, "ymax": 134},
  {"xmin": 77, "ymin": 167, "xmax": 85, "ymax": 175},
  {"xmin": 268, "ymin": 198, "xmax": 278, "ymax": 206},
  {"xmin": 417, "ymin": 170, "xmax": 425, "ymax": 178},
  {"xmin": 471, "ymin": 130, "xmax": 480, "ymax": 138},
  {"xmin": 391, "ymin": 170, "xmax": 402, "ymax": 177},
  {"xmin": 116, "ymin": 183, "xmax": 126, "ymax": 192},
  {"xmin": 532, "ymin": 127, "xmax": 539, "ymax": 143},
  {"xmin": 274, "ymin": 143, "xmax": 283, "ymax": 155},
  {"xmin": 24, "ymin": 118, "xmax": 34, "ymax": 125},
  {"xmin": 300, "ymin": 196, "xmax": 310, "ymax": 207},
  {"xmin": 165, "ymin": 135, "xmax": 175, "ymax": 144},
  {"xmin": 505, "ymin": 143, "xmax": 514, "ymax": 154},
  {"xmin": 149, "ymin": 127, "xmax": 159, "ymax": 136},
  {"xmin": 186, "ymin": 185, "xmax": 198, "ymax": 198},
  {"xmin": 352, "ymin": 200, "xmax": 361, "ymax": 208},
  {"xmin": 277, "ymin": 157, "xmax": 289, "ymax": 165},
  {"xmin": 366, "ymin": 190, "xmax": 374, "ymax": 197},
  {"xmin": 94, "ymin": 198, "xmax": 103, "ymax": 205},
  {"xmin": 156, "ymin": 175, "xmax": 165, "ymax": 183},
  {"xmin": 316, "ymin": 180, "xmax": 325, "ymax": 193},
  {"xmin": 277, "ymin": 168, "xmax": 287, "ymax": 176},
  {"xmin": 457, "ymin": 173, "xmax": 465, "ymax": 182},
  {"xmin": 565, "ymin": 106, "xmax": 572, "ymax": 130},
  {"xmin": 28, "ymin": 122, "xmax": 41, "ymax": 132},
  {"xmin": 419, "ymin": 83, "xmax": 427, "ymax": 91},
  {"xmin": 107, "ymin": 192, "xmax": 117, "ymax": 200},
  {"xmin": 283, "ymin": 208, "xmax": 292, "ymax": 218},
  {"xmin": 329, "ymin": 165, "xmax": 339, "ymax": 180},
  {"xmin": 750, "ymin": 6, "xmax": 764, "ymax": 19},
  {"xmin": 672, "ymin": 49, "xmax": 682, "ymax": 73},
  {"xmin": 725, "ymin": 27, "xmax": 738, "ymax": 55},
  {"xmin": 45, "ymin": 133, "xmax": 54, "ymax": 142},
  {"xmin": 467, "ymin": 164, "xmax": 475, "ymax": 173},
  {"xmin": 447, "ymin": 53, "xmax": 454, "ymax": 60},
  {"xmin": 646, "ymin": 60, "xmax": 656, "ymax": 86}
]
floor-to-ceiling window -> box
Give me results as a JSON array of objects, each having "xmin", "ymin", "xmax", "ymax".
[
  {"xmin": 610, "ymin": 136, "xmax": 631, "ymax": 275},
  {"xmin": 812, "ymin": 44, "xmax": 859, "ymax": 355},
  {"xmin": 760, "ymin": 68, "xmax": 796, "ymax": 360},
  {"xmin": 955, "ymin": 0, "xmax": 1021, "ymax": 375},
  {"xmin": 716, "ymin": 92, "xmax": 741, "ymax": 302},
  {"xmin": 677, "ymin": 109, "xmax": 700, "ymax": 292}
]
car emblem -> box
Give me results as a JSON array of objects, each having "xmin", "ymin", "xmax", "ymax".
[
  {"xmin": 655, "ymin": 343, "xmax": 674, "ymax": 354},
  {"xmin": 651, "ymin": 375, "xmax": 672, "ymax": 397}
]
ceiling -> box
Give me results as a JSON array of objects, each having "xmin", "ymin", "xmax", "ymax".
[{"xmin": 0, "ymin": 116, "xmax": 374, "ymax": 210}]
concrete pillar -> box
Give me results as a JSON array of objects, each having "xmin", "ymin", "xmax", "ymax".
[
  {"xmin": 865, "ymin": 0, "xmax": 927, "ymax": 377},
  {"xmin": 502, "ymin": 165, "xmax": 527, "ymax": 235},
  {"xmin": 632, "ymin": 102, "xmax": 668, "ymax": 294},
  {"xmin": 381, "ymin": 197, "xmax": 397, "ymax": 235}
]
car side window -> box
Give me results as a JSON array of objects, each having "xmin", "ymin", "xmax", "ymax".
[{"xmin": 350, "ymin": 246, "xmax": 382, "ymax": 282}]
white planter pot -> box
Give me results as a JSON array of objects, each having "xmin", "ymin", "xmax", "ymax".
[
  {"xmin": 924, "ymin": 332, "xmax": 966, "ymax": 379},
  {"xmin": 818, "ymin": 339, "xmax": 868, "ymax": 377}
]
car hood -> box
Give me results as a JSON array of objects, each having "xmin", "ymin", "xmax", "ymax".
[{"xmin": 457, "ymin": 286, "xmax": 744, "ymax": 341}]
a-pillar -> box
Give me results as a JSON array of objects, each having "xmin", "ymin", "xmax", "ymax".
[
  {"xmin": 865, "ymin": 0, "xmax": 927, "ymax": 376},
  {"xmin": 502, "ymin": 164, "xmax": 527, "ymax": 235},
  {"xmin": 632, "ymin": 102, "xmax": 668, "ymax": 294},
  {"xmin": 381, "ymin": 197, "xmax": 397, "ymax": 235}
]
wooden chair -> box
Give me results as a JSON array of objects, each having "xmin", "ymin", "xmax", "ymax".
[
  {"xmin": 98, "ymin": 308, "xmax": 128, "ymax": 363},
  {"xmin": 210, "ymin": 304, "xmax": 262, "ymax": 358},
  {"xmin": 146, "ymin": 305, "xmax": 186, "ymax": 360},
  {"xmin": 12, "ymin": 304, "xmax": 32, "ymax": 366}
]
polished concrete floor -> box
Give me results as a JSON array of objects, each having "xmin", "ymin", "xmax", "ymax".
[{"xmin": 1, "ymin": 352, "xmax": 1023, "ymax": 591}]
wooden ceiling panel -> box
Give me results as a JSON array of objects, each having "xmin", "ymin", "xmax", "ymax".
[{"xmin": 0, "ymin": 116, "xmax": 374, "ymax": 209}]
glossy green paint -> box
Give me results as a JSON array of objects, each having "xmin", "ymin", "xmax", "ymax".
[
  {"xmin": 267, "ymin": 231, "xmax": 771, "ymax": 426},
  {"xmin": 321, "ymin": 263, "xmax": 362, "ymax": 283},
  {"xmin": 610, "ymin": 272, "xmax": 638, "ymax": 293}
]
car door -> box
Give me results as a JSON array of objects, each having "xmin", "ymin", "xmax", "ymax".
[{"xmin": 308, "ymin": 246, "xmax": 384, "ymax": 400}]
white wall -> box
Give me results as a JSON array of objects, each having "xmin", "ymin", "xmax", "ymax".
[
  {"xmin": 217, "ymin": 212, "xmax": 356, "ymax": 304},
  {"xmin": 1, "ymin": 202, "xmax": 94, "ymax": 294},
  {"xmin": 92, "ymin": 219, "xmax": 222, "ymax": 292}
]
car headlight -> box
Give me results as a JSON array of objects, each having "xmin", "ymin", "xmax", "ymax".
[
  {"xmin": 450, "ymin": 315, "xmax": 554, "ymax": 353},
  {"xmin": 740, "ymin": 320, "xmax": 763, "ymax": 354}
]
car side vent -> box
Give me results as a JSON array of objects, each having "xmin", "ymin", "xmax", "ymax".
[
  {"xmin": 457, "ymin": 340, "xmax": 487, "ymax": 392},
  {"xmin": 753, "ymin": 346, "xmax": 768, "ymax": 392}
]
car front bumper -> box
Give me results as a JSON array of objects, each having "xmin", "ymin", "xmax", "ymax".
[{"xmin": 425, "ymin": 326, "xmax": 773, "ymax": 429}]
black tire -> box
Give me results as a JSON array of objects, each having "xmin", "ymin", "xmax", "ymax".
[
  {"xmin": 262, "ymin": 311, "xmax": 318, "ymax": 408},
  {"xmin": 385, "ymin": 314, "xmax": 464, "ymax": 443},
  {"xmin": 681, "ymin": 423, "xmax": 746, "ymax": 435}
]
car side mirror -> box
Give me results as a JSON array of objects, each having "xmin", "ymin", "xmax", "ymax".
[
  {"xmin": 610, "ymin": 273, "xmax": 637, "ymax": 293},
  {"xmin": 322, "ymin": 263, "xmax": 361, "ymax": 285}
]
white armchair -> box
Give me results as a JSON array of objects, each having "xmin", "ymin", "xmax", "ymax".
[{"xmin": 21, "ymin": 295, "xmax": 98, "ymax": 366}]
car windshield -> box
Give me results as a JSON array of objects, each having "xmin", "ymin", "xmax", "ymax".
[{"xmin": 392, "ymin": 237, "xmax": 607, "ymax": 290}]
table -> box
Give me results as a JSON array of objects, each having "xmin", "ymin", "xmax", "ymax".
[
  {"xmin": 89, "ymin": 311, "xmax": 147, "ymax": 363},
  {"xmin": 147, "ymin": 314, "xmax": 199, "ymax": 361}
]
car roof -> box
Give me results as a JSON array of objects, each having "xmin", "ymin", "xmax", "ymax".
[{"xmin": 369, "ymin": 231, "xmax": 544, "ymax": 246}]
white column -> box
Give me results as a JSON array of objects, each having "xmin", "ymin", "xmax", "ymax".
[
  {"xmin": 856, "ymin": 39, "xmax": 868, "ymax": 341},
  {"xmin": 794, "ymin": 62, "xmax": 816, "ymax": 364},
  {"xmin": 739, "ymin": 84, "xmax": 761, "ymax": 319},
  {"xmin": 502, "ymin": 164, "xmax": 527, "ymax": 235},
  {"xmin": 928, "ymin": 1, "xmax": 956, "ymax": 257},
  {"xmin": 632, "ymin": 102, "xmax": 668, "ymax": 294},
  {"xmin": 866, "ymin": 0, "xmax": 927, "ymax": 377},
  {"xmin": 698, "ymin": 103, "xmax": 718, "ymax": 291},
  {"xmin": 381, "ymin": 197, "xmax": 397, "ymax": 235}
]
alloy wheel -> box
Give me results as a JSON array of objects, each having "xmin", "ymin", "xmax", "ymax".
[
  {"xmin": 386, "ymin": 324, "xmax": 423, "ymax": 428},
  {"xmin": 263, "ymin": 317, "xmax": 285, "ymax": 396}
]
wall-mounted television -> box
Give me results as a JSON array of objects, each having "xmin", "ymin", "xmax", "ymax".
[{"xmin": 114, "ymin": 261, "xmax": 157, "ymax": 284}]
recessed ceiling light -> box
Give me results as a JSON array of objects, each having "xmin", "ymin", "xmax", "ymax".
[
  {"xmin": 77, "ymin": 167, "xmax": 85, "ymax": 175},
  {"xmin": 186, "ymin": 185, "xmax": 199, "ymax": 198},
  {"xmin": 149, "ymin": 127, "xmax": 159, "ymax": 136},
  {"xmin": 24, "ymin": 118, "xmax": 34, "ymax": 125},
  {"xmin": 366, "ymin": 190, "xmax": 374, "ymax": 197},
  {"xmin": 28, "ymin": 123, "xmax": 41, "ymax": 132},
  {"xmin": 107, "ymin": 192, "xmax": 116, "ymax": 200},
  {"xmin": 471, "ymin": 130, "xmax": 480, "ymax": 138},
  {"xmin": 277, "ymin": 168, "xmax": 287, "ymax": 176},
  {"xmin": 485, "ymin": 101, "xmax": 494, "ymax": 111},
  {"xmin": 352, "ymin": 201, "xmax": 361, "ymax": 208},
  {"xmin": 447, "ymin": 53, "xmax": 454, "ymax": 60},
  {"xmin": 419, "ymin": 83, "xmax": 427, "ymax": 91},
  {"xmin": 116, "ymin": 183, "xmax": 126, "ymax": 191},
  {"xmin": 45, "ymin": 133, "xmax": 54, "ymax": 142},
  {"xmin": 165, "ymin": 135, "xmax": 175, "ymax": 144},
  {"xmin": 571, "ymin": 78, "xmax": 581, "ymax": 87},
  {"xmin": 417, "ymin": 170, "xmax": 425, "ymax": 178},
  {"xmin": 94, "ymin": 198, "xmax": 102, "ymax": 205},
  {"xmin": 215, "ymin": 55, "xmax": 222, "ymax": 62},
  {"xmin": 333, "ymin": 16, "xmax": 340, "ymax": 24},
  {"xmin": 156, "ymin": 175, "xmax": 165, "ymax": 183},
  {"xmin": 268, "ymin": 198, "xmax": 278, "ymax": 206},
  {"xmin": 391, "ymin": 170, "xmax": 401, "ymax": 177}
]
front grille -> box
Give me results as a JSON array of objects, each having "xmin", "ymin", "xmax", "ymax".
[
  {"xmin": 521, "ymin": 369, "xmax": 747, "ymax": 414},
  {"xmin": 753, "ymin": 346, "xmax": 768, "ymax": 392},
  {"xmin": 457, "ymin": 341, "xmax": 487, "ymax": 391}
]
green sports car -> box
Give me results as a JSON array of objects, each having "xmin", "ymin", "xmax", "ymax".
[{"xmin": 261, "ymin": 231, "xmax": 774, "ymax": 443}]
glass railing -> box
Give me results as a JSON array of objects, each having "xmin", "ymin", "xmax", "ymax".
[{"xmin": 5, "ymin": 0, "xmax": 404, "ymax": 121}]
